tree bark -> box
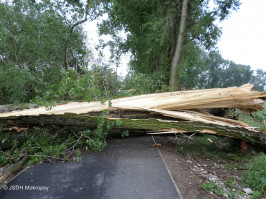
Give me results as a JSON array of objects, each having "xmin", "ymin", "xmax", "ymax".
[
  {"xmin": 168, "ymin": 14, "xmax": 177, "ymax": 63},
  {"xmin": 0, "ymin": 113, "xmax": 265, "ymax": 145},
  {"xmin": 169, "ymin": 0, "xmax": 188, "ymax": 91},
  {"xmin": 0, "ymin": 157, "xmax": 28, "ymax": 186},
  {"xmin": 11, "ymin": 35, "xmax": 18, "ymax": 64}
]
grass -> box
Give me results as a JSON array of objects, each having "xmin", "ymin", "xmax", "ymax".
[
  {"xmin": 174, "ymin": 134, "xmax": 245, "ymax": 161},
  {"xmin": 234, "ymin": 103, "xmax": 266, "ymax": 197},
  {"xmin": 252, "ymin": 190, "xmax": 263, "ymax": 199},
  {"xmin": 201, "ymin": 181, "xmax": 218, "ymax": 192},
  {"xmin": 225, "ymin": 163, "xmax": 239, "ymax": 171},
  {"xmin": 241, "ymin": 153, "xmax": 266, "ymax": 192},
  {"xmin": 174, "ymin": 134, "xmax": 266, "ymax": 198},
  {"xmin": 225, "ymin": 177, "xmax": 238, "ymax": 189},
  {"xmin": 201, "ymin": 181, "xmax": 223, "ymax": 196}
]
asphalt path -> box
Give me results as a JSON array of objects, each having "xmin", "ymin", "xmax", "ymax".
[{"xmin": 0, "ymin": 136, "xmax": 181, "ymax": 199}]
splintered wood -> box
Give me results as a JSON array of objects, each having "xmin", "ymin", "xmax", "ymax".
[{"xmin": 0, "ymin": 83, "xmax": 265, "ymax": 144}]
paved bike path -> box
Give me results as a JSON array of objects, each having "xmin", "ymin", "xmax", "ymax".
[{"xmin": 0, "ymin": 136, "xmax": 181, "ymax": 199}]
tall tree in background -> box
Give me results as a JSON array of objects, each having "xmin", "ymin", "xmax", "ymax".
[
  {"xmin": 62, "ymin": 0, "xmax": 92, "ymax": 70},
  {"xmin": 99, "ymin": 0, "xmax": 241, "ymax": 89},
  {"xmin": 11, "ymin": 0, "xmax": 99, "ymax": 71},
  {"xmin": 196, "ymin": 51, "xmax": 257, "ymax": 89},
  {"xmin": 0, "ymin": 0, "xmax": 90, "ymax": 104}
]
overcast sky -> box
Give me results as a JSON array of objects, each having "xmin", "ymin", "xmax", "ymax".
[
  {"xmin": 217, "ymin": 0, "xmax": 266, "ymax": 71},
  {"xmin": 84, "ymin": 0, "xmax": 266, "ymax": 76}
]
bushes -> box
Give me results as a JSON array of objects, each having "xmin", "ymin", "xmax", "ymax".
[
  {"xmin": 0, "ymin": 66, "xmax": 38, "ymax": 104},
  {"xmin": 252, "ymin": 102, "xmax": 266, "ymax": 131},
  {"xmin": 0, "ymin": 111, "xmax": 122, "ymax": 166},
  {"xmin": 122, "ymin": 72, "xmax": 169, "ymax": 95},
  {"xmin": 32, "ymin": 66, "xmax": 119, "ymax": 105},
  {"xmin": 0, "ymin": 66, "xmax": 120, "ymax": 106}
]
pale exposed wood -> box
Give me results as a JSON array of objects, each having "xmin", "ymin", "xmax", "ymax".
[
  {"xmin": 147, "ymin": 129, "xmax": 190, "ymax": 134},
  {"xmin": 147, "ymin": 129, "xmax": 219, "ymax": 135},
  {"xmin": 188, "ymin": 109, "xmax": 214, "ymax": 116},
  {"xmin": 1, "ymin": 84, "xmax": 265, "ymax": 117},
  {"xmin": 146, "ymin": 109, "xmax": 250, "ymax": 128},
  {"xmin": 0, "ymin": 84, "xmax": 265, "ymax": 128}
]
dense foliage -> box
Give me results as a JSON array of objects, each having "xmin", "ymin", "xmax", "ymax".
[
  {"xmin": 0, "ymin": 0, "xmax": 89, "ymax": 104},
  {"xmin": 33, "ymin": 66, "xmax": 119, "ymax": 105},
  {"xmin": 179, "ymin": 50, "xmax": 265, "ymax": 91},
  {"xmin": 0, "ymin": 112, "xmax": 122, "ymax": 166},
  {"xmin": 98, "ymin": 0, "xmax": 241, "ymax": 88},
  {"xmin": 123, "ymin": 50, "xmax": 265, "ymax": 93},
  {"xmin": 0, "ymin": 0, "xmax": 265, "ymax": 106}
]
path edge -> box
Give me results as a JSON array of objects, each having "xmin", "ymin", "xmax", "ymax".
[{"xmin": 152, "ymin": 136, "xmax": 183, "ymax": 199}]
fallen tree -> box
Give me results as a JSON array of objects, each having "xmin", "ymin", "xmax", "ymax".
[
  {"xmin": 0, "ymin": 156, "xmax": 28, "ymax": 186},
  {"xmin": 0, "ymin": 84, "xmax": 265, "ymax": 145}
]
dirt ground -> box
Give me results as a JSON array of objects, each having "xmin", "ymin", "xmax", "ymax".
[{"xmin": 154, "ymin": 136, "xmax": 244, "ymax": 199}]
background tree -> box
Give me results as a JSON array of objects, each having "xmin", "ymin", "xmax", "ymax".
[
  {"xmin": 250, "ymin": 69, "xmax": 266, "ymax": 91},
  {"xmin": 0, "ymin": 0, "xmax": 264, "ymax": 106},
  {"xmin": 197, "ymin": 51, "xmax": 259, "ymax": 89},
  {"xmin": 98, "ymin": 0, "xmax": 241, "ymax": 89},
  {"xmin": 0, "ymin": 1, "xmax": 90, "ymax": 104}
]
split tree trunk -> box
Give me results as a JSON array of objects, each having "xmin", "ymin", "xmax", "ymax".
[{"xmin": 0, "ymin": 84, "xmax": 265, "ymax": 145}]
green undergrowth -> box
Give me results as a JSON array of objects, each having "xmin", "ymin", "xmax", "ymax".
[
  {"xmin": 175, "ymin": 135, "xmax": 246, "ymax": 161},
  {"xmin": 0, "ymin": 111, "xmax": 123, "ymax": 167},
  {"xmin": 31, "ymin": 68, "xmax": 119, "ymax": 106},
  {"xmin": 201, "ymin": 181, "xmax": 223, "ymax": 196},
  {"xmin": 229, "ymin": 102, "xmax": 266, "ymax": 132},
  {"xmin": 241, "ymin": 153, "xmax": 266, "ymax": 195}
]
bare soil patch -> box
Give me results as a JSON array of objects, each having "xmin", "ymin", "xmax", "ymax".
[{"xmin": 154, "ymin": 136, "xmax": 245, "ymax": 199}]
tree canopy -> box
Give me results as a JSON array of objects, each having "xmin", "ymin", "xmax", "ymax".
[
  {"xmin": 0, "ymin": 0, "xmax": 89, "ymax": 104},
  {"xmin": 0, "ymin": 0, "xmax": 265, "ymax": 105},
  {"xmin": 98, "ymin": 0, "xmax": 241, "ymax": 89}
]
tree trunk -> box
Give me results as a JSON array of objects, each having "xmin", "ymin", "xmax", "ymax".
[
  {"xmin": 11, "ymin": 35, "xmax": 18, "ymax": 64},
  {"xmin": 0, "ymin": 157, "xmax": 28, "ymax": 185},
  {"xmin": 156, "ymin": 54, "xmax": 161, "ymax": 72},
  {"xmin": 0, "ymin": 113, "xmax": 265, "ymax": 145},
  {"xmin": 168, "ymin": 14, "xmax": 177, "ymax": 63},
  {"xmin": 0, "ymin": 84, "xmax": 265, "ymax": 145},
  {"xmin": 64, "ymin": 40, "xmax": 70, "ymax": 70},
  {"xmin": 169, "ymin": 0, "xmax": 188, "ymax": 91}
]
